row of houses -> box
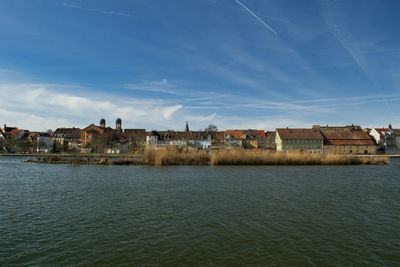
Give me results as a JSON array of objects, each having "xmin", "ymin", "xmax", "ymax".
[
  {"xmin": 0, "ymin": 124, "xmax": 52, "ymax": 153},
  {"xmin": 2, "ymin": 119, "xmax": 400, "ymax": 154}
]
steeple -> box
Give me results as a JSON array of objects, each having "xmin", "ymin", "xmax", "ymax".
[
  {"xmin": 100, "ymin": 118, "xmax": 106, "ymax": 128},
  {"xmin": 185, "ymin": 121, "xmax": 189, "ymax": 132},
  {"xmin": 116, "ymin": 118, "xmax": 122, "ymax": 130}
]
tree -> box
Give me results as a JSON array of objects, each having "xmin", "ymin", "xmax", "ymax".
[
  {"xmin": 205, "ymin": 124, "xmax": 218, "ymax": 132},
  {"xmin": 52, "ymin": 141, "xmax": 58, "ymax": 153},
  {"xmin": 63, "ymin": 141, "xmax": 68, "ymax": 152},
  {"xmin": 90, "ymin": 134, "xmax": 108, "ymax": 153}
]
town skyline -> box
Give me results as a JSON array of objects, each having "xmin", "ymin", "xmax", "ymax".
[
  {"xmin": 1, "ymin": 0, "xmax": 400, "ymax": 131},
  {"xmin": 0, "ymin": 118, "xmax": 397, "ymax": 133}
]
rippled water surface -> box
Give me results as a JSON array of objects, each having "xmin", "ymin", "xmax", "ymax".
[{"xmin": 1, "ymin": 157, "xmax": 399, "ymax": 266}]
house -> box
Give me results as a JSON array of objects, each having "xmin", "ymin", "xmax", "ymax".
[
  {"xmin": 317, "ymin": 126, "xmax": 377, "ymax": 154},
  {"xmin": 223, "ymin": 129, "xmax": 266, "ymax": 149},
  {"xmin": 369, "ymin": 128, "xmax": 396, "ymax": 152},
  {"xmin": 36, "ymin": 132, "xmax": 52, "ymax": 153},
  {"xmin": 145, "ymin": 123, "xmax": 222, "ymax": 150},
  {"xmin": 146, "ymin": 130, "xmax": 190, "ymax": 149},
  {"xmin": 10, "ymin": 129, "xmax": 23, "ymax": 138},
  {"xmin": 1, "ymin": 124, "xmax": 18, "ymax": 133},
  {"xmin": 392, "ymin": 129, "xmax": 400, "ymax": 150},
  {"xmin": 224, "ymin": 130, "xmax": 243, "ymax": 149},
  {"xmin": 81, "ymin": 119, "xmax": 113, "ymax": 144},
  {"xmin": 53, "ymin": 128, "xmax": 81, "ymax": 149},
  {"xmin": 275, "ymin": 128, "xmax": 324, "ymax": 152}
]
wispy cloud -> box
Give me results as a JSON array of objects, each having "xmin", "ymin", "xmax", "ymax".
[
  {"xmin": 234, "ymin": 0, "xmax": 278, "ymax": 35},
  {"xmin": 61, "ymin": 3, "xmax": 139, "ymax": 19},
  {"xmin": 124, "ymin": 79, "xmax": 177, "ymax": 95},
  {"xmin": 321, "ymin": 1, "xmax": 394, "ymax": 115}
]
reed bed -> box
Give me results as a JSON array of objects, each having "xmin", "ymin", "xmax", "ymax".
[
  {"xmin": 145, "ymin": 148, "xmax": 389, "ymax": 166},
  {"xmin": 25, "ymin": 149, "xmax": 389, "ymax": 165},
  {"xmin": 144, "ymin": 148, "xmax": 210, "ymax": 166}
]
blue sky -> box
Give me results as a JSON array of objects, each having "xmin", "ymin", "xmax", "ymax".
[{"xmin": 1, "ymin": 0, "xmax": 399, "ymax": 131}]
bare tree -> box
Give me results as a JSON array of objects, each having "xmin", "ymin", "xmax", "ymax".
[{"xmin": 205, "ymin": 124, "xmax": 218, "ymax": 132}]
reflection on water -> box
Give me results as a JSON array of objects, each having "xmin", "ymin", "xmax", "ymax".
[{"xmin": 1, "ymin": 157, "xmax": 399, "ymax": 265}]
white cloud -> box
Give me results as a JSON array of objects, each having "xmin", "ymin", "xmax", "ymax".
[{"xmin": 0, "ymin": 83, "xmax": 184, "ymax": 130}]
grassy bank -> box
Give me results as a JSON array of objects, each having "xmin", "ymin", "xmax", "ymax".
[{"xmin": 24, "ymin": 149, "xmax": 389, "ymax": 166}]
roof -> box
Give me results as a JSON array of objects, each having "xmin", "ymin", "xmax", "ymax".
[
  {"xmin": 320, "ymin": 129, "xmax": 375, "ymax": 146},
  {"xmin": 37, "ymin": 132, "xmax": 52, "ymax": 137},
  {"xmin": 124, "ymin": 129, "xmax": 146, "ymax": 141},
  {"xmin": 124, "ymin": 129, "xmax": 146, "ymax": 134},
  {"xmin": 276, "ymin": 128, "xmax": 324, "ymax": 140},
  {"xmin": 54, "ymin": 128, "xmax": 81, "ymax": 139},
  {"xmin": 9, "ymin": 129, "xmax": 22, "ymax": 137},
  {"xmin": 392, "ymin": 129, "xmax": 400, "ymax": 135},
  {"xmin": 313, "ymin": 125, "xmax": 362, "ymax": 131},
  {"xmin": 225, "ymin": 130, "xmax": 243, "ymax": 139},
  {"xmin": 146, "ymin": 130, "xmax": 224, "ymax": 141},
  {"xmin": 374, "ymin": 128, "xmax": 393, "ymax": 137},
  {"xmin": 82, "ymin": 124, "xmax": 114, "ymax": 135}
]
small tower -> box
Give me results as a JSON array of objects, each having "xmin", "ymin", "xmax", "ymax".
[
  {"xmin": 116, "ymin": 118, "xmax": 122, "ymax": 130},
  {"xmin": 100, "ymin": 118, "xmax": 106, "ymax": 128},
  {"xmin": 185, "ymin": 121, "xmax": 189, "ymax": 132}
]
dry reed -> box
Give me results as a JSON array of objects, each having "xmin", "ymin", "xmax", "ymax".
[
  {"xmin": 145, "ymin": 147, "xmax": 210, "ymax": 166},
  {"xmin": 26, "ymin": 149, "xmax": 389, "ymax": 166},
  {"xmin": 144, "ymin": 148, "xmax": 389, "ymax": 166}
]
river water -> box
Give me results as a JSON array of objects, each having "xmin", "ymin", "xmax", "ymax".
[{"xmin": 1, "ymin": 157, "xmax": 399, "ymax": 266}]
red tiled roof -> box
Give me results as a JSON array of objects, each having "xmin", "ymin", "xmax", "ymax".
[
  {"xmin": 320, "ymin": 129, "xmax": 375, "ymax": 146},
  {"xmin": 9, "ymin": 129, "xmax": 22, "ymax": 137},
  {"xmin": 276, "ymin": 128, "xmax": 324, "ymax": 140},
  {"xmin": 225, "ymin": 130, "xmax": 243, "ymax": 139},
  {"xmin": 256, "ymin": 130, "xmax": 266, "ymax": 138}
]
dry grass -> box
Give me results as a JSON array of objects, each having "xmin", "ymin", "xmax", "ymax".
[
  {"xmin": 26, "ymin": 149, "xmax": 389, "ymax": 166},
  {"xmin": 144, "ymin": 147, "xmax": 210, "ymax": 166},
  {"xmin": 144, "ymin": 149, "xmax": 389, "ymax": 166}
]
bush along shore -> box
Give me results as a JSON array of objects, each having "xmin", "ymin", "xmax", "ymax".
[{"xmin": 24, "ymin": 149, "xmax": 390, "ymax": 166}]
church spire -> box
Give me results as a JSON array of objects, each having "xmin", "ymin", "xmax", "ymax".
[{"xmin": 185, "ymin": 121, "xmax": 189, "ymax": 132}]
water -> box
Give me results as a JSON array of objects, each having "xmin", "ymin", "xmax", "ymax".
[{"xmin": 1, "ymin": 157, "xmax": 399, "ymax": 266}]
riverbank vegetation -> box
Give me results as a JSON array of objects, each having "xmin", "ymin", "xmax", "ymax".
[{"xmin": 24, "ymin": 148, "xmax": 389, "ymax": 166}]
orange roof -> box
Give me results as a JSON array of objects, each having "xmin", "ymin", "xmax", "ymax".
[
  {"xmin": 225, "ymin": 130, "xmax": 243, "ymax": 139},
  {"xmin": 256, "ymin": 130, "xmax": 265, "ymax": 138},
  {"xmin": 9, "ymin": 129, "xmax": 22, "ymax": 137}
]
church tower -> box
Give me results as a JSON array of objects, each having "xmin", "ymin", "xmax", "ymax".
[
  {"xmin": 100, "ymin": 118, "xmax": 106, "ymax": 128},
  {"xmin": 116, "ymin": 118, "xmax": 122, "ymax": 130}
]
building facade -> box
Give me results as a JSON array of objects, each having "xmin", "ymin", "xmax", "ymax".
[{"xmin": 275, "ymin": 128, "xmax": 324, "ymax": 152}]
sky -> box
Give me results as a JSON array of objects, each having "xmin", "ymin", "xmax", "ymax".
[{"xmin": 1, "ymin": 0, "xmax": 400, "ymax": 131}]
